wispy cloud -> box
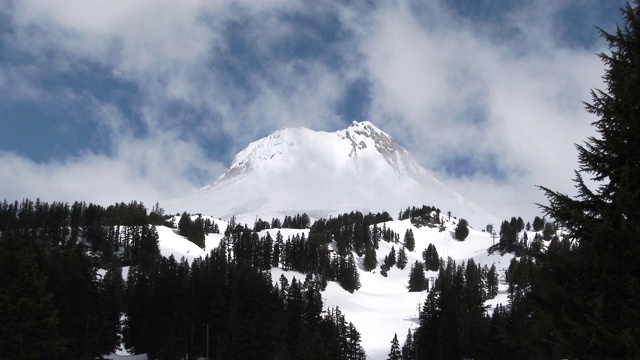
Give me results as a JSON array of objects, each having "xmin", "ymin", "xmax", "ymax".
[{"xmin": 0, "ymin": 0, "xmax": 625, "ymax": 220}]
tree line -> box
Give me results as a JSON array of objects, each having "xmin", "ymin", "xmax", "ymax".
[
  {"xmin": 387, "ymin": 2, "xmax": 640, "ymax": 357},
  {"xmin": 0, "ymin": 200, "xmax": 368, "ymax": 359}
]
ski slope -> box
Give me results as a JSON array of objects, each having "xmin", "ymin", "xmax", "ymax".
[{"xmin": 149, "ymin": 214, "xmax": 513, "ymax": 360}]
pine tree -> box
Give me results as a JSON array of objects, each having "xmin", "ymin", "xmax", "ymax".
[
  {"xmin": 396, "ymin": 246, "xmax": 408, "ymax": 270},
  {"xmin": 535, "ymin": 3, "xmax": 640, "ymax": 356},
  {"xmin": 454, "ymin": 218, "xmax": 469, "ymax": 241},
  {"xmin": 387, "ymin": 246, "xmax": 397, "ymax": 267},
  {"xmin": 387, "ymin": 333, "xmax": 402, "ymax": 360},
  {"xmin": 407, "ymin": 261, "xmax": 427, "ymax": 292},
  {"xmin": 191, "ymin": 216, "xmax": 206, "ymax": 248},
  {"xmin": 404, "ymin": 228, "xmax": 415, "ymax": 251},
  {"xmin": 0, "ymin": 236, "xmax": 65, "ymax": 359},
  {"xmin": 401, "ymin": 329, "xmax": 415, "ymax": 360},
  {"xmin": 486, "ymin": 264, "xmax": 499, "ymax": 299},
  {"xmin": 178, "ymin": 211, "xmax": 191, "ymax": 236},
  {"xmin": 422, "ymin": 243, "xmax": 440, "ymax": 271},
  {"xmin": 363, "ymin": 242, "xmax": 378, "ymax": 272},
  {"xmin": 338, "ymin": 254, "xmax": 361, "ymax": 293},
  {"xmin": 532, "ymin": 216, "xmax": 545, "ymax": 232}
]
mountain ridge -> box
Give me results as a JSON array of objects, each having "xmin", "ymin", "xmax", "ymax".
[{"xmin": 174, "ymin": 121, "xmax": 499, "ymax": 228}]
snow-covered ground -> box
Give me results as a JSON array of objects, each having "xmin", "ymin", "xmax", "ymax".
[
  {"xmin": 148, "ymin": 215, "xmax": 513, "ymax": 360},
  {"xmin": 169, "ymin": 122, "xmax": 501, "ymax": 229}
]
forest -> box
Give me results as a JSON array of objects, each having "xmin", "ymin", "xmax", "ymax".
[
  {"xmin": 0, "ymin": 199, "xmax": 370, "ymax": 359},
  {"xmin": 2, "ymin": 1, "xmax": 640, "ymax": 359}
]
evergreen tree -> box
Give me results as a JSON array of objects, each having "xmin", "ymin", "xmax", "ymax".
[
  {"xmin": 407, "ymin": 261, "xmax": 427, "ymax": 292},
  {"xmin": 102, "ymin": 265, "xmax": 125, "ymax": 351},
  {"xmin": 532, "ymin": 216, "xmax": 545, "ymax": 232},
  {"xmin": 404, "ymin": 228, "xmax": 415, "ymax": 251},
  {"xmin": 387, "ymin": 333, "xmax": 402, "ymax": 360},
  {"xmin": 422, "ymin": 243, "xmax": 440, "ymax": 271},
  {"xmin": 191, "ymin": 216, "xmax": 206, "ymax": 248},
  {"xmin": 486, "ymin": 264, "xmax": 499, "ymax": 299},
  {"xmin": 535, "ymin": 2, "xmax": 640, "ymax": 357},
  {"xmin": 338, "ymin": 254, "xmax": 361, "ymax": 293},
  {"xmin": 178, "ymin": 211, "xmax": 191, "ymax": 236},
  {"xmin": 454, "ymin": 218, "xmax": 469, "ymax": 241},
  {"xmin": 131, "ymin": 224, "xmax": 160, "ymax": 272},
  {"xmin": 401, "ymin": 329, "xmax": 415, "ymax": 360},
  {"xmin": 46, "ymin": 245, "xmax": 118, "ymax": 359},
  {"xmin": 363, "ymin": 241, "xmax": 378, "ymax": 272},
  {"xmin": 386, "ymin": 246, "xmax": 397, "ymax": 267},
  {"xmin": 0, "ymin": 236, "xmax": 65, "ymax": 359},
  {"xmin": 541, "ymin": 221, "xmax": 556, "ymax": 241},
  {"xmin": 396, "ymin": 246, "xmax": 408, "ymax": 270}
]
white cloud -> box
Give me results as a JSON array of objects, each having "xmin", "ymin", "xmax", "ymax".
[
  {"xmin": 0, "ymin": 132, "xmax": 226, "ymax": 209},
  {"xmin": 0, "ymin": 0, "xmax": 620, "ymax": 220},
  {"xmin": 355, "ymin": 0, "xmax": 607, "ymax": 220}
]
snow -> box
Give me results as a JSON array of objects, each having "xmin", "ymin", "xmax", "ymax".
[
  {"xmin": 162, "ymin": 216, "xmax": 513, "ymax": 360},
  {"xmin": 137, "ymin": 114, "xmax": 525, "ymax": 359},
  {"xmin": 169, "ymin": 121, "xmax": 500, "ymax": 229},
  {"xmin": 156, "ymin": 225, "xmax": 208, "ymax": 261},
  {"xmin": 104, "ymin": 354, "xmax": 149, "ymax": 360}
]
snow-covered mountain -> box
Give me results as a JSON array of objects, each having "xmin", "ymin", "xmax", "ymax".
[
  {"xmin": 174, "ymin": 121, "xmax": 498, "ymax": 228},
  {"xmin": 145, "ymin": 213, "xmax": 515, "ymax": 360}
]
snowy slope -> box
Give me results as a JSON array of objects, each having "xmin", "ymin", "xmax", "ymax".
[
  {"xmin": 155, "ymin": 215, "xmax": 513, "ymax": 360},
  {"xmin": 307, "ymin": 217, "xmax": 512, "ymax": 360},
  {"xmin": 171, "ymin": 121, "xmax": 499, "ymax": 229}
]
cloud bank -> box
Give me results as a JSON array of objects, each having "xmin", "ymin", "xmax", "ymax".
[{"xmin": 0, "ymin": 0, "xmax": 625, "ymax": 220}]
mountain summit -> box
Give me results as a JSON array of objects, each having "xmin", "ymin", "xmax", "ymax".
[{"xmin": 177, "ymin": 121, "xmax": 498, "ymax": 227}]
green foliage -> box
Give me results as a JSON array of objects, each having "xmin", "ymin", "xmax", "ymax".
[
  {"xmin": 178, "ymin": 212, "xmax": 206, "ymax": 248},
  {"xmin": 422, "ymin": 243, "xmax": 440, "ymax": 271},
  {"xmin": 0, "ymin": 236, "xmax": 65, "ymax": 359},
  {"xmin": 415, "ymin": 258, "xmax": 490, "ymax": 359},
  {"xmin": 532, "ymin": 216, "xmax": 545, "ymax": 232},
  {"xmin": 45, "ymin": 246, "xmax": 120, "ymax": 359},
  {"xmin": 336, "ymin": 253, "xmax": 361, "ymax": 293},
  {"xmin": 385, "ymin": 246, "xmax": 397, "ymax": 267},
  {"xmin": 363, "ymin": 241, "xmax": 378, "ymax": 272},
  {"xmin": 403, "ymin": 228, "xmax": 415, "ymax": 251},
  {"xmin": 486, "ymin": 264, "xmax": 499, "ymax": 299},
  {"xmin": 541, "ymin": 222, "xmax": 556, "ymax": 241},
  {"xmin": 387, "ymin": 333, "xmax": 402, "ymax": 360},
  {"xmin": 396, "ymin": 246, "xmax": 408, "ymax": 270},
  {"xmin": 534, "ymin": 2, "xmax": 640, "ymax": 357},
  {"xmin": 282, "ymin": 213, "xmax": 311, "ymax": 229},
  {"xmin": 130, "ymin": 224, "xmax": 160, "ymax": 272},
  {"xmin": 398, "ymin": 204, "xmax": 440, "ymax": 222},
  {"xmin": 454, "ymin": 218, "xmax": 469, "ymax": 241},
  {"xmin": 401, "ymin": 329, "xmax": 415, "ymax": 360},
  {"xmin": 407, "ymin": 261, "xmax": 427, "ymax": 292}
]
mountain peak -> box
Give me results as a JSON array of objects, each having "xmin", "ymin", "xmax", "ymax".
[
  {"xmin": 178, "ymin": 122, "xmax": 498, "ymax": 227},
  {"xmin": 217, "ymin": 121, "xmax": 410, "ymax": 184},
  {"xmin": 339, "ymin": 121, "xmax": 411, "ymax": 175}
]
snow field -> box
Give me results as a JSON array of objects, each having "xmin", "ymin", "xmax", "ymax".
[{"xmin": 151, "ymin": 215, "xmax": 513, "ymax": 360}]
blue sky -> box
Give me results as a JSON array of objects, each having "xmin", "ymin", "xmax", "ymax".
[{"xmin": 0, "ymin": 0, "xmax": 628, "ymax": 220}]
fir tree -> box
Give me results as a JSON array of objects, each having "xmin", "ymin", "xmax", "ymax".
[
  {"xmin": 178, "ymin": 211, "xmax": 191, "ymax": 236},
  {"xmin": 396, "ymin": 246, "xmax": 408, "ymax": 270},
  {"xmin": 486, "ymin": 264, "xmax": 499, "ymax": 299},
  {"xmin": 422, "ymin": 243, "xmax": 440, "ymax": 271},
  {"xmin": 387, "ymin": 333, "xmax": 402, "ymax": 360},
  {"xmin": 401, "ymin": 329, "xmax": 415, "ymax": 360},
  {"xmin": 532, "ymin": 215, "xmax": 545, "ymax": 232},
  {"xmin": 535, "ymin": 2, "xmax": 640, "ymax": 357},
  {"xmin": 363, "ymin": 242, "xmax": 378, "ymax": 272},
  {"xmin": 454, "ymin": 218, "xmax": 469, "ymax": 241},
  {"xmin": 0, "ymin": 236, "xmax": 65, "ymax": 359},
  {"xmin": 386, "ymin": 246, "xmax": 397, "ymax": 267},
  {"xmin": 407, "ymin": 261, "xmax": 428, "ymax": 292},
  {"xmin": 404, "ymin": 228, "xmax": 415, "ymax": 251}
]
